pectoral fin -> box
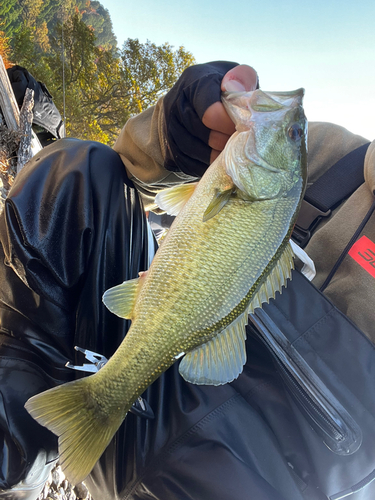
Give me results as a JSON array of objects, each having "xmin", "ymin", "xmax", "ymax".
[
  {"xmin": 102, "ymin": 276, "xmax": 143, "ymax": 319},
  {"xmin": 155, "ymin": 182, "xmax": 198, "ymax": 216},
  {"xmin": 203, "ymin": 187, "xmax": 236, "ymax": 222},
  {"xmin": 179, "ymin": 312, "xmax": 248, "ymax": 385}
]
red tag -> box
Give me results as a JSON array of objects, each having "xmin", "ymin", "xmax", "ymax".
[{"xmin": 349, "ymin": 235, "xmax": 375, "ymax": 279}]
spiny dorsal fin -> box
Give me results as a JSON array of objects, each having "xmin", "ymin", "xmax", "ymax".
[
  {"xmin": 203, "ymin": 186, "xmax": 236, "ymax": 222},
  {"xmin": 102, "ymin": 276, "xmax": 143, "ymax": 319},
  {"xmin": 248, "ymin": 242, "xmax": 294, "ymax": 314},
  {"xmin": 155, "ymin": 182, "xmax": 198, "ymax": 216},
  {"xmin": 179, "ymin": 312, "xmax": 248, "ymax": 386}
]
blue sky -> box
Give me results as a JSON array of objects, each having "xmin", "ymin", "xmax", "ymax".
[{"xmin": 102, "ymin": 0, "xmax": 375, "ymax": 140}]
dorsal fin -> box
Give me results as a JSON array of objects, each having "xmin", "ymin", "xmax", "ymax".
[
  {"xmin": 102, "ymin": 276, "xmax": 143, "ymax": 319},
  {"xmin": 178, "ymin": 311, "xmax": 248, "ymax": 386},
  {"xmin": 248, "ymin": 241, "xmax": 294, "ymax": 313},
  {"xmin": 155, "ymin": 182, "xmax": 198, "ymax": 216}
]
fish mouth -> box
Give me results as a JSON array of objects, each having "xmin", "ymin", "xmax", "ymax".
[
  {"xmin": 222, "ymin": 88, "xmax": 305, "ymax": 133},
  {"xmin": 260, "ymin": 88, "xmax": 305, "ymax": 103}
]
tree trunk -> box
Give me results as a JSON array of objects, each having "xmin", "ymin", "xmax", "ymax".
[
  {"xmin": 0, "ymin": 56, "xmax": 43, "ymax": 210},
  {"xmin": 0, "ymin": 55, "xmax": 42, "ymax": 155},
  {"xmin": 0, "ymin": 55, "xmax": 20, "ymax": 131}
]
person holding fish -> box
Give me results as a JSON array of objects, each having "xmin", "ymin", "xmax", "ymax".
[{"xmin": 1, "ymin": 61, "xmax": 375, "ymax": 500}]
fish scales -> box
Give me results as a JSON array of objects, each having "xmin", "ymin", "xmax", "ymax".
[{"xmin": 25, "ymin": 88, "xmax": 307, "ymax": 485}]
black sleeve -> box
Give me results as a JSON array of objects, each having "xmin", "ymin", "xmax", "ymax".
[{"xmin": 163, "ymin": 61, "xmax": 239, "ymax": 177}]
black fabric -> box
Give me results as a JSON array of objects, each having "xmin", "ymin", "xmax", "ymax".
[
  {"xmin": 0, "ymin": 139, "xmax": 152, "ymax": 496},
  {"xmin": 7, "ymin": 65, "xmax": 65, "ymax": 140},
  {"xmin": 163, "ymin": 61, "xmax": 239, "ymax": 177},
  {"xmin": 86, "ymin": 272, "xmax": 375, "ymax": 500},
  {"xmin": 87, "ymin": 345, "xmax": 305, "ymax": 500},
  {"xmin": 254, "ymin": 270, "xmax": 375, "ymax": 500}
]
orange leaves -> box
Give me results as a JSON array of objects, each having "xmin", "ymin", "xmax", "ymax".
[{"xmin": 0, "ymin": 29, "xmax": 12, "ymax": 69}]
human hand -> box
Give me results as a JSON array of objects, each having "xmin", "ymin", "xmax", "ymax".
[
  {"xmin": 204, "ymin": 65, "xmax": 258, "ymax": 163},
  {"xmin": 163, "ymin": 61, "xmax": 258, "ymax": 177}
]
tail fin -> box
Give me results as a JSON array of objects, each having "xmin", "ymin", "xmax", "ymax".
[{"xmin": 25, "ymin": 377, "xmax": 124, "ymax": 485}]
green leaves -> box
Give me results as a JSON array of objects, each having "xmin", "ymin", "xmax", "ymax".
[{"xmin": 121, "ymin": 38, "xmax": 195, "ymax": 114}]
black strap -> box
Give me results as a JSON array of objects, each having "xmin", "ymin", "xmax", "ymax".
[
  {"xmin": 293, "ymin": 142, "xmax": 371, "ymax": 247},
  {"xmin": 305, "ymin": 142, "xmax": 371, "ymax": 212}
]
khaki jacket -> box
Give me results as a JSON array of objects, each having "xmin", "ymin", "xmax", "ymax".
[{"xmin": 114, "ymin": 99, "xmax": 375, "ymax": 342}]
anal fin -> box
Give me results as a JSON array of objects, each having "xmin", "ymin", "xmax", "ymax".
[
  {"xmin": 179, "ymin": 242, "xmax": 295, "ymax": 386},
  {"xmin": 179, "ymin": 312, "xmax": 248, "ymax": 386}
]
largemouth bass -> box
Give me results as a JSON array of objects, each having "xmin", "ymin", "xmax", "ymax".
[{"xmin": 25, "ymin": 88, "xmax": 307, "ymax": 485}]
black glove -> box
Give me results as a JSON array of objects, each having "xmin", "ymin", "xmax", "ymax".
[{"xmin": 163, "ymin": 61, "xmax": 239, "ymax": 178}]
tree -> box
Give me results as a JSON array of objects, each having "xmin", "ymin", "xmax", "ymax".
[
  {"xmin": 0, "ymin": 0, "xmax": 23, "ymax": 39},
  {"xmin": 2, "ymin": 0, "xmax": 117, "ymax": 52},
  {"xmin": 45, "ymin": 17, "xmax": 195, "ymax": 143},
  {"xmin": 47, "ymin": 14, "xmax": 105, "ymax": 140},
  {"xmin": 12, "ymin": 26, "xmax": 53, "ymax": 84},
  {"xmin": 5, "ymin": 6, "xmax": 195, "ymax": 145},
  {"xmin": 120, "ymin": 38, "xmax": 195, "ymax": 114},
  {"xmin": 81, "ymin": 1, "xmax": 117, "ymax": 50},
  {"xmin": 20, "ymin": 0, "xmax": 51, "ymax": 51}
]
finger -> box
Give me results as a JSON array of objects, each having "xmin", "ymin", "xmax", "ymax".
[
  {"xmin": 210, "ymin": 149, "xmax": 221, "ymax": 164},
  {"xmin": 202, "ymin": 101, "xmax": 236, "ymax": 136},
  {"xmin": 221, "ymin": 64, "xmax": 258, "ymax": 92},
  {"xmin": 202, "ymin": 65, "xmax": 258, "ymax": 135},
  {"xmin": 208, "ymin": 130, "xmax": 230, "ymax": 151}
]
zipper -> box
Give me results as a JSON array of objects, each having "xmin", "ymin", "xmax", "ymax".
[{"xmin": 249, "ymin": 308, "xmax": 362, "ymax": 456}]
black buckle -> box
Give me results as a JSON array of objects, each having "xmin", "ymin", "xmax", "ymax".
[{"xmin": 292, "ymin": 199, "xmax": 331, "ymax": 248}]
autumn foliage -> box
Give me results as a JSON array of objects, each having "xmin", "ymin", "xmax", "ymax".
[{"xmin": 0, "ymin": 29, "xmax": 12, "ymax": 69}]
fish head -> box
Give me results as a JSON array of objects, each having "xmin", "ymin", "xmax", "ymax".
[{"xmin": 222, "ymin": 88, "xmax": 307, "ymax": 200}]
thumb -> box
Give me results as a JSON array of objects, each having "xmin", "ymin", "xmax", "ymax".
[{"xmin": 221, "ymin": 64, "xmax": 259, "ymax": 93}]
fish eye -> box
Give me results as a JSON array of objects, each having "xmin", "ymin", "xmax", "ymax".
[{"xmin": 288, "ymin": 123, "xmax": 303, "ymax": 142}]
